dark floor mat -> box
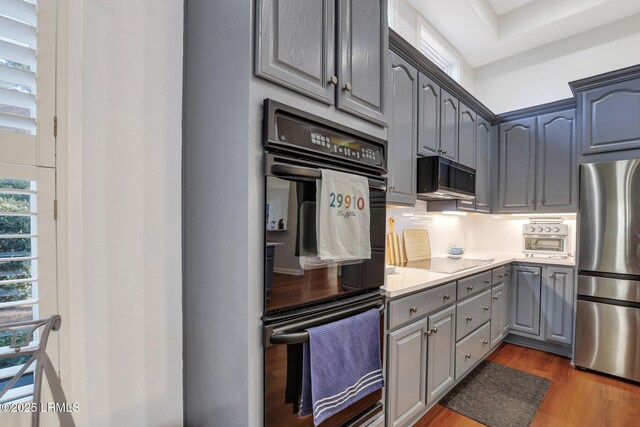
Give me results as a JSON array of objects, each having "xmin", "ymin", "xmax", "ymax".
[{"xmin": 440, "ymin": 361, "xmax": 551, "ymax": 427}]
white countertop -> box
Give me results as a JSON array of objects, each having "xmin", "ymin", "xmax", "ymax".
[{"xmin": 384, "ymin": 252, "xmax": 575, "ymax": 299}]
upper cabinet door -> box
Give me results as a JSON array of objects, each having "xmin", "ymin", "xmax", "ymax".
[
  {"xmin": 498, "ymin": 118, "xmax": 537, "ymax": 212},
  {"xmin": 458, "ymin": 102, "xmax": 477, "ymax": 168},
  {"xmin": 579, "ymin": 77, "xmax": 640, "ymax": 154},
  {"xmin": 387, "ymin": 52, "xmax": 418, "ymax": 205},
  {"xmin": 417, "ymin": 73, "xmax": 441, "ymax": 156},
  {"xmin": 475, "ymin": 118, "xmax": 491, "ymax": 212},
  {"xmin": 536, "ymin": 109, "xmax": 577, "ymax": 212},
  {"xmin": 255, "ymin": 0, "xmax": 336, "ymax": 104},
  {"xmin": 440, "ymin": 89, "xmax": 459, "ymax": 162},
  {"xmin": 337, "ymin": 0, "xmax": 388, "ymax": 126}
]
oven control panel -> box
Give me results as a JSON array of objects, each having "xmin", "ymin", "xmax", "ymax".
[
  {"xmin": 273, "ymin": 114, "xmax": 384, "ymax": 168},
  {"xmin": 523, "ymin": 223, "xmax": 568, "ymax": 235}
]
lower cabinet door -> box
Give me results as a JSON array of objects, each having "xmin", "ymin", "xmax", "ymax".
[
  {"xmin": 387, "ymin": 318, "xmax": 428, "ymax": 427},
  {"xmin": 544, "ymin": 267, "xmax": 575, "ymax": 345},
  {"xmin": 426, "ymin": 305, "xmax": 456, "ymax": 406},
  {"xmin": 491, "ymin": 283, "xmax": 506, "ymax": 348},
  {"xmin": 510, "ymin": 266, "xmax": 542, "ymax": 335}
]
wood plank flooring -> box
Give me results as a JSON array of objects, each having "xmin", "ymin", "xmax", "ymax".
[{"xmin": 415, "ymin": 342, "xmax": 640, "ymax": 427}]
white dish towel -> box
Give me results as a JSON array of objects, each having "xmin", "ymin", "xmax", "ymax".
[{"xmin": 316, "ymin": 169, "xmax": 371, "ymax": 261}]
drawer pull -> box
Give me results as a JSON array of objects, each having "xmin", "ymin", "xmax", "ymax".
[
  {"xmin": 409, "ymin": 306, "xmax": 418, "ymax": 314},
  {"xmin": 465, "ymin": 353, "xmax": 472, "ymax": 359},
  {"xmin": 466, "ymin": 316, "xmax": 473, "ymax": 322},
  {"xmin": 443, "ymin": 294, "xmax": 451, "ymax": 300},
  {"xmin": 493, "ymin": 296, "xmax": 499, "ymax": 301},
  {"xmin": 484, "ymin": 280, "xmax": 490, "ymax": 284},
  {"xmin": 483, "ymin": 306, "xmax": 490, "ymax": 311},
  {"xmin": 467, "ymin": 286, "xmax": 474, "ymax": 291},
  {"xmin": 426, "ymin": 327, "xmax": 438, "ymax": 336},
  {"xmin": 482, "ymin": 340, "xmax": 489, "ymax": 345},
  {"xmin": 498, "ymin": 274, "xmax": 504, "ymax": 279},
  {"xmin": 505, "ymin": 272, "xmax": 510, "ymax": 277}
]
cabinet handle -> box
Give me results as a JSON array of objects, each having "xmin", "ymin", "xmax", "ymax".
[
  {"xmin": 498, "ymin": 274, "xmax": 504, "ymax": 279},
  {"xmin": 409, "ymin": 307, "xmax": 418, "ymax": 314},
  {"xmin": 465, "ymin": 353, "xmax": 472, "ymax": 359},
  {"xmin": 442, "ymin": 151, "xmax": 447, "ymax": 155},
  {"xmin": 493, "ymin": 295, "xmax": 499, "ymax": 301},
  {"xmin": 534, "ymin": 272, "xmax": 539, "ymax": 276},
  {"xmin": 466, "ymin": 316, "xmax": 473, "ymax": 322},
  {"xmin": 426, "ymin": 327, "xmax": 438, "ymax": 336},
  {"xmin": 505, "ymin": 272, "xmax": 510, "ymax": 277},
  {"xmin": 389, "ymin": 185, "xmax": 395, "ymax": 191},
  {"xmin": 343, "ymin": 82, "xmax": 352, "ymax": 92},
  {"xmin": 484, "ymin": 280, "xmax": 490, "ymax": 284},
  {"xmin": 328, "ymin": 75, "xmax": 338, "ymax": 85},
  {"xmin": 467, "ymin": 286, "xmax": 474, "ymax": 291},
  {"xmin": 482, "ymin": 340, "xmax": 489, "ymax": 345},
  {"xmin": 549, "ymin": 273, "xmax": 554, "ymax": 278},
  {"xmin": 443, "ymin": 294, "xmax": 451, "ymax": 300},
  {"xmin": 483, "ymin": 306, "xmax": 490, "ymax": 311}
]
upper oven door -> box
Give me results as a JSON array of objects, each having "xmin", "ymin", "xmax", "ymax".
[{"xmin": 264, "ymin": 154, "xmax": 386, "ymax": 315}]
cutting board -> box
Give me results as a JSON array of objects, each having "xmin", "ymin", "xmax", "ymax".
[
  {"xmin": 403, "ymin": 228, "xmax": 432, "ymax": 262},
  {"xmin": 386, "ymin": 218, "xmax": 403, "ymax": 266}
]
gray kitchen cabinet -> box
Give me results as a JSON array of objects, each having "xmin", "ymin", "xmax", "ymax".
[
  {"xmin": 498, "ymin": 118, "xmax": 537, "ymax": 212},
  {"xmin": 503, "ymin": 269, "xmax": 511, "ymax": 333},
  {"xmin": 536, "ymin": 109, "xmax": 577, "ymax": 212},
  {"xmin": 387, "ymin": 318, "xmax": 428, "ymax": 427},
  {"xmin": 440, "ymin": 89, "xmax": 459, "ymax": 162},
  {"xmin": 387, "ymin": 52, "xmax": 417, "ymax": 205},
  {"xmin": 256, "ymin": 0, "xmax": 388, "ymax": 126},
  {"xmin": 458, "ymin": 102, "xmax": 477, "ymax": 168},
  {"xmin": 543, "ymin": 267, "xmax": 575, "ymax": 345},
  {"xmin": 426, "ymin": 305, "xmax": 455, "ymax": 406},
  {"xmin": 337, "ymin": 0, "xmax": 388, "ymax": 125},
  {"xmin": 491, "ymin": 283, "xmax": 506, "ymax": 348},
  {"xmin": 578, "ymin": 77, "xmax": 640, "ymax": 154},
  {"xmin": 510, "ymin": 265, "xmax": 542, "ymax": 336},
  {"xmin": 475, "ymin": 117, "xmax": 491, "ymax": 213},
  {"xmin": 417, "ymin": 72, "xmax": 441, "ymax": 157},
  {"xmin": 255, "ymin": 0, "xmax": 336, "ymax": 104}
]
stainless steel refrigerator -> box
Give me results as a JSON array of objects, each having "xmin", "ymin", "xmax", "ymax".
[{"xmin": 576, "ymin": 159, "xmax": 640, "ymax": 382}]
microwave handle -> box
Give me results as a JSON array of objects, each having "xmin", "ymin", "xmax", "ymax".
[
  {"xmin": 269, "ymin": 163, "xmax": 387, "ymax": 191},
  {"xmin": 267, "ymin": 303, "xmax": 384, "ymax": 346}
]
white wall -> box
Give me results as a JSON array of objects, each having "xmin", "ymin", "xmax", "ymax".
[
  {"xmin": 473, "ymin": 13, "xmax": 640, "ymax": 113},
  {"xmin": 390, "ymin": 0, "xmax": 476, "ymax": 93},
  {"xmin": 64, "ymin": 1, "xmax": 184, "ymax": 426}
]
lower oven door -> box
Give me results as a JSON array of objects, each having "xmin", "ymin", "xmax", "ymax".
[
  {"xmin": 263, "ymin": 296, "xmax": 385, "ymax": 427},
  {"xmin": 265, "ymin": 154, "xmax": 387, "ymax": 315}
]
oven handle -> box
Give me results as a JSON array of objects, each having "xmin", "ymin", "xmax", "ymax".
[
  {"xmin": 270, "ymin": 163, "xmax": 387, "ymax": 191},
  {"xmin": 267, "ymin": 303, "xmax": 384, "ymax": 346}
]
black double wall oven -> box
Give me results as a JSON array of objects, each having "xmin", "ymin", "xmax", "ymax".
[{"xmin": 262, "ymin": 99, "xmax": 387, "ymax": 427}]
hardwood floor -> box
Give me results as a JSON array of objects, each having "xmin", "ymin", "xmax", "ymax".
[{"xmin": 415, "ymin": 342, "xmax": 640, "ymax": 427}]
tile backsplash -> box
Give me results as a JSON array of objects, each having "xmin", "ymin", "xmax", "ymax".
[{"xmin": 386, "ymin": 201, "xmax": 577, "ymax": 258}]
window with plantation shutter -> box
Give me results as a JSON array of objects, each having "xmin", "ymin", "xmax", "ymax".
[
  {"xmin": 0, "ymin": 0, "xmax": 58, "ymax": 410},
  {"xmin": 0, "ymin": 0, "xmax": 37, "ymax": 136},
  {"xmin": 0, "ymin": 0, "xmax": 55, "ymax": 167}
]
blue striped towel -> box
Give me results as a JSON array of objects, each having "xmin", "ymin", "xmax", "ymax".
[{"xmin": 300, "ymin": 308, "xmax": 383, "ymax": 425}]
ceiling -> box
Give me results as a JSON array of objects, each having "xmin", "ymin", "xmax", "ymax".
[{"xmin": 407, "ymin": 0, "xmax": 640, "ymax": 67}]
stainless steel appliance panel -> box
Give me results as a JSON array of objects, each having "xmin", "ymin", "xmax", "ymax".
[
  {"xmin": 578, "ymin": 275, "xmax": 640, "ymax": 304},
  {"xmin": 575, "ymin": 299, "xmax": 640, "ymax": 382},
  {"xmin": 579, "ymin": 160, "xmax": 640, "ymax": 275}
]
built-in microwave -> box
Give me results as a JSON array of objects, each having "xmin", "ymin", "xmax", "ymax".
[{"xmin": 416, "ymin": 156, "xmax": 475, "ymax": 201}]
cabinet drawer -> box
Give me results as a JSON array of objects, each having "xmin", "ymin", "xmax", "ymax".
[
  {"xmin": 388, "ymin": 282, "xmax": 456, "ymax": 330},
  {"xmin": 457, "ymin": 271, "xmax": 492, "ymax": 300},
  {"xmin": 492, "ymin": 266, "xmax": 509, "ymax": 286},
  {"xmin": 456, "ymin": 289, "xmax": 492, "ymax": 341},
  {"xmin": 455, "ymin": 321, "xmax": 491, "ymax": 381}
]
